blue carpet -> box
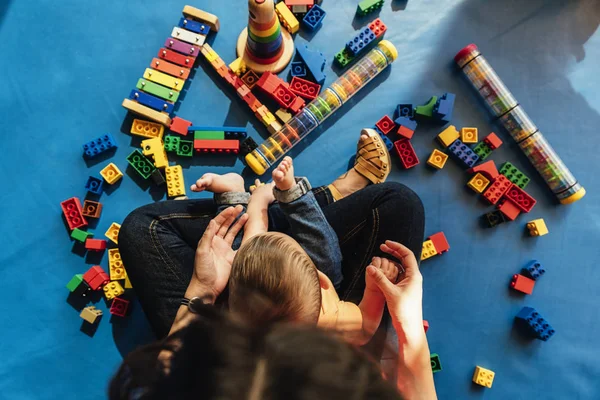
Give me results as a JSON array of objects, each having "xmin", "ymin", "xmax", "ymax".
[{"xmin": 1, "ymin": 0, "xmax": 599, "ymax": 398}]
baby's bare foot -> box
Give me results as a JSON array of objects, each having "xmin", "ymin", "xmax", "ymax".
[
  {"xmin": 190, "ymin": 172, "xmax": 245, "ymax": 194},
  {"xmin": 272, "ymin": 156, "xmax": 295, "ymax": 191}
]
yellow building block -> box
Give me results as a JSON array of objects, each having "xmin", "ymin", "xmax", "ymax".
[
  {"xmin": 275, "ymin": 108, "xmax": 293, "ymax": 124},
  {"xmin": 229, "ymin": 57, "xmax": 247, "ymax": 76},
  {"xmin": 427, "ymin": 149, "xmax": 448, "ymax": 169},
  {"xmin": 108, "ymin": 249, "xmax": 127, "ymax": 280},
  {"xmin": 421, "ymin": 240, "xmax": 438, "ymax": 261},
  {"xmin": 143, "ymin": 68, "xmax": 185, "ymax": 91},
  {"xmin": 267, "ymin": 120, "xmax": 282, "ymax": 134},
  {"xmin": 104, "ymin": 281, "xmax": 125, "ymax": 301},
  {"xmin": 122, "ymin": 99, "xmax": 172, "ymax": 127},
  {"xmin": 105, "ymin": 223, "xmax": 121, "ymax": 245},
  {"xmin": 130, "ymin": 119, "xmax": 164, "ymax": 139},
  {"xmin": 472, "ymin": 366, "xmax": 495, "ymax": 388},
  {"xmin": 467, "ymin": 172, "xmax": 490, "ymax": 194},
  {"xmin": 124, "ymin": 275, "xmax": 133, "ymax": 289},
  {"xmin": 182, "ymin": 5, "xmax": 220, "ymax": 32},
  {"xmin": 165, "ymin": 165, "xmax": 186, "ymax": 198},
  {"xmin": 437, "ymin": 125, "xmax": 460, "ymax": 148},
  {"xmin": 275, "ymin": 2, "xmax": 299, "ymax": 34},
  {"xmin": 461, "ymin": 127, "xmax": 478, "ymax": 143},
  {"xmin": 100, "ymin": 163, "xmax": 123, "ymax": 185},
  {"xmin": 141, "ymin": 137, "xmax": 169, "ymax": 169},
  {"xmin": 526, "ymin": 218, "xmax": 548, "ymax": 237},
  {"xmin": 80, "ymin": 306, "xmax": 103, "ymax": 324}
]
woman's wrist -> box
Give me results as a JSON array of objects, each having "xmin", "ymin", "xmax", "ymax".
[{"xmin": 186, "ymin": 276, "xmax": 217, "ymax": 304}]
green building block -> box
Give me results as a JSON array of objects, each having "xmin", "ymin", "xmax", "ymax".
[
  {"xmin": 194, "ymin": 131, "xmax": 225, "ymax": 140},
  {"xmin": 473, "ymin": 142, "xmax": 492, "ymax": 160},
  {"xmin": 415, "ymin": 96, "xmax": 438, "ymax": 120},
  {"xmin": 127, "ymin": 149, "xmax": 156, "ymax": 180},
  {"xmin": 164, "ymin": 136, "xmax": 180, "ymax": 152},
  {"xmin": 334, "ymin": 48, "xmax": 355, "ymax": 68},
  {"xmin": 500, "ymin": 162, "xmax": 530, "ymax": 189},
  {"xmin": 177, "ymin": 140, "xmax": 194, "ymax": 157},
  {"xmin": 66, "ymin": 274, "xmax": 84, "ymax": 292},
  {"xmin": 71, "ymin": 228, "xmax": 93, "ymax": 243},
  {"xmin": 357, "ymin": 0, "xmax": 384, "ymax": 16},
  {"xmin": 136, "ymin": 78, "xmax": 180, "ymax": 103},
  {"xmin": 430, "ymin": 353, "xmax": 442, "ymax": 373}
]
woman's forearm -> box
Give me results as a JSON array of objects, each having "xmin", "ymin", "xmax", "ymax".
[{"xmin": 168, "ymin": 277, "xmax": 215, "ymax": 336}]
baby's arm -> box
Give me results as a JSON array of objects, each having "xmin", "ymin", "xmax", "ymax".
[{"xmin": 242, "ymin": 182, "xmax": 274, "ymax": 243}]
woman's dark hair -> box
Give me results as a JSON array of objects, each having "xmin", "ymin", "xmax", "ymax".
[{"xmin": 109, "ymin": 306, "xmax": 401, "ymax": 400}]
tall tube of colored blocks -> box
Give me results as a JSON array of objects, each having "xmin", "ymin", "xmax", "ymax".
[
  {"xmin": 245, "ymin": 40, "xmax": 398, "ymax": 175},
  {"xmin": 455, "ymin": 44, "xmax": 585, "ymax": 204}
]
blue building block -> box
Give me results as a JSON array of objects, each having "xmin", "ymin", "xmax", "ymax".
[
  {"xmin": 448, "ymin": 139, "xmax": 479, "ymax": 168},
  {"xmin": 375, "ymin": 127, "xmax": 393, "ymax": 151},
  {"xmin": 295, "ymin": 45, "xmax": 327, "ymax": 85},
  {"xmin": 178, "ymin": 17, "xmax": 210, "ymax": 35},
  {"xmin": 346, "ymin": 27, "xmax": 376, "ymax": 57},
  {"xmin": 433, "ymin": 92, "xmax": 456, "ymax": 123},
  {"xmin": 83, "ymin": 134, "xmax": 117, "ymax": 159},
  {"xmin": 85, "ymin": 176, "xmax": 104, "ymax": 195},
  {"xmin": 394, "ymin": 103, "xmax": 414, "ymax": 119},
  {"xmin": 515, "ymin": 306, "xmax": 555, "ymax": 341},
  {"xmin": 394, "ymin": 116, "xmax": 417, "ymax": 131},
  {"xmin": 290, "ymin": 61, "xmax": 307, "ymax": 78},
  {"xmin": 521, "ymin": 260, "xmax": 546, "ymax": 280},
  {"xmin": 129, "ymin": 90, "xmax": 174, "ymax": 114},
  {"xmin": 302, "ymin": 4, "xmax": 326, "ymax": 31}
]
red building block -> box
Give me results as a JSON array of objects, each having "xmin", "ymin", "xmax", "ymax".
[
  {"xmin": 85, "ymin": 238, "xmax": 107, "ymax": 251},
  {"xmin": 483, "ymin": 132, "xmax": 503, "ymax": 150},
  {"xmin": 194, "ymin": 139, "xmax": 240, "ymax": 154},
  {"xmin": 289, "ymin": 96, "xmax": 305, "ymax": 114},
  {"xmin": 256, "ymin": 71, "xmax": 282, "ymax": 94},
  {"xmin": 497, "ymin": 198, "xmax": 521, "ymax": 220},
  {"xmin": 83, "ymin": 266, "xmax": 110, "ymax": 290},
  {"xmin": 394, "ymin": 139, "xmax": 419, "ymax": 169},
  {"xmin": 110, "ymin": 298, "xmax": 130, "ymax": 317},
  {"xmin": 503, "ymin": 185, "xmax": 536, "ymax": 213},
  {"xmin": 60, "ymin": 197, "xmax": 88, "ymax": 231},
  {"xmin": 289, "ymin": 77, "xmax": 321, "ymax": 100},
  {"xmin": 82, "ymin": 200, "xmax": 102, "ymax": 219},
  {"xmin": 376, "ymin": 115, "xmax": 395, "ymax": 135},
  {"xmin": 397, "ymin": 125, "xmax": 414, "ymax": 140},
  {"xmin": 482, "ymin": 175, "xmax": 512, "ymax": 205},
  {"xmin": 241, "ymin": 70, "xmax": 259, "ymax": 89},
  {"xmin": 428, "ymin": 232, "xmax": 449, "ymax": 254},
  {"xmin": 272, "ymin": 83, "xmax": 297, "ymax": 108},
  {"xmin": 169, "ymin": 117, "xmax": 192, "ymax": 136},
  {"xmin": 369, "ymin": 18, "xmax": 387, "ymax": 38},
  {"xmin": 468, "ymin": 160, "xmax": 499, "ymax": 180},
  {"xmin": 510, "ymin": 274, "xmax": 535, "ymax": 295},
  {"xmin": 423, "ymin": 320, "xmax": 429, "ymax": 333},
  {"xmin": 158, "ymin": 48, "xmax": 196, "ymax": 68}
]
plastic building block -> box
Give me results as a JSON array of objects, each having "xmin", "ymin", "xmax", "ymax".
[
  {"xmin": 472, "ymin": 366, "xmax": 495, "ymax": 388},
  {"xmin": 521, "ymin": 260, "xmax": 546, "ymax": 280},
  {"xmin": 178, "ymin": 17, "xmax": 210, "ymax": 35},
  {"xmin": 510, "ymin": 274, "xmax": 535, "ymax": 294},
  {"xmin": 194, "ymin": 131, "xmax": 225, "ymax": 140},
  {"xmin": 194, "ymin": 139, "xmax": 240, "ymax": 154},
  {"xmin": 334, "ymin": 49, "xmax": 355, "ymax": 68},
  {"xmin": 460, "ymin": 127, "xmax": 478, "ymax": 144},
  {"xmin": 229, "ymin": 57, "xmax": 247, "ymax": 76},
  {"xmin": 100, "ymin": 163, "xmax": 123, "ymax": 185},
  {"xmin": 423, "ymin": 320, "xmax": 429, "ymax": 333},
  {"xmin": 427, "ymin": 149, "xmax": 448, "ymax": 169},
  {"xmin": 150, "ymin": 58, "xmax": 190, "ymax": 80},
  {"xmin": 346, "ymin": 27, "xmax": 376, "ymax": 57},
  {"xmin": 165, "ymin": 165, "xmax": 186, "ymax": 198},
  {"xmin": 164, "ymin": 136, "xmax": 180, "ymax": 153},
  {"xmin": 85, "ymin": 176, "xmax": 103, "ymax": 196},
  {"xmin": 110, "ymin": 298, "xmax": 130, "ymax": 317},
  {"xmin": 497, "ymin": 198, "xmax": 521, "ymax": 221},
  {"xmin": 169, "ymin": 116, "xmax": 192, "ymax": 136},
  {"xmin": 131, "ymin": 119, "xmax": 165, "ymax": 139},
  {"xmin": 124, "ymin": 275, "xmax": 133, "ymax": 289},
  {"xmin": 295, "ymin": 45, "xmax": 326, "ymax": 85},
  {"xmin": 137, "ymin": 78, "xmax": 180, "ymax": 103},
  {"xmin": 108, "ymin": 248, "xmax": 126, "ymax": 281},
  {"xmin": 241, "ymin": 70, "xmax": 259, "ymax": 89},
  {"xmin": 240, "ymin": 137, "xmax": 259, "ymax": 157},
  {"xmin": 289, "ymin": 96, "xmax": 306, "ymax": 114},
  {"xmin": 85, "ymin": 238, "xmax": 107, "ymax": 252},
  {"xmin": 274, "ymin": 83, "xmax": 298, "ymax": 108},
  {"xmin": 421, "ymin": 240, "xmax": 437, "ymax": 261},
  {"xmin": 357, "ymin": 0, "xmax": 384, "ymax": 16},
  {"xmin": 500, "ymin": 162, "xmax": 530, "ymax": 189},
  {"xmin": 171, "ymin": 26, "xmax": 206, "ymax": 47},
  {"xmin": 369, "ymin": 18, "xmax": 387, "ymax": 38},
  {"xmin": 430, "ymin": 354, "xmax": 442, "ymax": 373},
  {"xmin": 122, "ymin": 98, "xmax": 172, "ymax": 127},
  {"xmin": 83, "ymin": 134, "xmax": 117, "ymax": 159},
  {"xmin": 82, "ymin": 200, "xmax": 102, "ymax": 219},
  {"xmin": 448, "ymin": 139, "xmax": 480, "ymax": 168},
  {"xmin": 159, "ymin": 47, "xmax": 197, "ymax": 68},
  {"xmin": 289, "ymin": 77, "xmax": 321, "ymax": 100},
  {"xmin": 394, "ymin": 104, "xmax": 414, "ymax": 119},
  {"xmin": 104, "ymin": 281, "xmax": 125, "ymax": 301},
  {"xmin": 83, "ymin": 266, "xmax": 109, "ymax": 291},
  {"xmin": 104, "ymin": 222, "xmax": 121, "ymax": 245},
  {"xmin": 515, "ymin": 306, "xmax": 555, "ymax": 341},
  {"xmin": 428, "ymin": 232, "xmax": 449, "ymax": 254},
  {"xmin": 164, "ymin": 37, "xmax": 200, "ymax": 57},
  {"xmin": 468, "ymin": 160, "xmax": 499, "ymax": 180},
  {"xmin": 394, "ymin": 140, "xmax": 419, "ymax": 169},
  {"xmin": 380, "ymin": 134, "xmax": 393, "ymax": 152},
  {"xmin": 482, "ymin": 175, "xmax": 512, "ymax": 204},
  {"xmin": 395, "ymin": 117, "xmax": 417, "ymax": 139},
  {"xmin": 375, "ymin": 115, "xmax": 395, "ymax": 135},
  {"xmin": 276, "ymin": 1, "xmax": 300, "ymax": 34},
  {"xmin": 290, "ymin": 61, "xmax": 308, "ymax": 77},
  {"xmin": 433, "ymin": 93, "xmax": 455, "ymax": 123},
  {"xmin": 127, "ymin": 149, "xmax": 156, "ymax": 180},
  {"xmin": 302, "ymin": 4, "xmax": 325, "ymax": 31},
  {"xmin": 483, "ymin": 132, "xmax": 503, "ymax": 150},
  {"xmin": 71, "ymin": 228, "xmax": 93, "ymax": 243},
  {"xmin": 141, "ymin": 137, "xmax": 169, "ymax": 169},
  {"xmin": 66, "ymin": 274, "xmax": 85, "ymax": 292},
  {"xmin": 276, "ymin": 108, "xmax": 293, "ymax": 124},
  {"xmin": 256, "ymin": 71, "xmax": 283, "ymax": 94},
  {"xmin": 482, "ymin": 210, "xmax": 506, "ymax": 228},
  {"xmin": 437, "ymin": 125, "xmax": 460, "ymax": 148},
  {"xmin": 61, "ymin": 197, "xmax": 87, "ymax": 230},
  {"xmin": 151, "ymin": 169, "xmax": 166, "ymax": 186},
  {"xmin": 472, "ymin": 142, "xmax": 492, "ymax": 160},
  {"xmin": 467, "ymin": 173, "xmax": 490, "ymax": 194},
  {"xmin": 415, "ymin": 96, "xmax": 438, "ymax": 120},
  {"xmin": 503, "ymin": 185, "xmax": 536, "ymax": 213},
  {"xmin": 80, "ymin": 306, "xmax": 103, "ymax": 324},
  {"xmin": 182, "ymin": 5, "xmax": 220, "ymax": 32},
  {"xmin": 177, "ymin": 139, "xmax": 194, "ymax": 157},
  {"xmin": 526, "ymin": 219, "xmax": 548, "ymax": 237}
]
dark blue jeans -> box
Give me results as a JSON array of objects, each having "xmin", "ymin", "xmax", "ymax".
[{"xmin": 120, "ymin": 183, "xmax": 425, "ymax": 339}]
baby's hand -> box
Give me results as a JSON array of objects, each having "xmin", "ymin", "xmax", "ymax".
[
  {"xmin": 249, "ymin": 179, "xmax": 275, "ymax": 206},
  {"xmin": 365, "ymin": 256, "xmax": 401, "ymax": 294},
  {"xmin": 272, "ymin": 156, "xmax": 295, "ymax": 191}
]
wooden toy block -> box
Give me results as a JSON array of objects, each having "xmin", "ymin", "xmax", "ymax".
[
  {"xmin": 170, "ymin": 116, "xmax": 192, "ymax": 136},
  {"xmin": 472, "ymin": 366, "xmax": 494, "ymax": 388},
  {"xmin": 165, "ymin": 165, "xmax": 186, "ymax": 198},
  {"xmin": 503, "ymin": 185, "xmax": 536, "ymax": 212},
  {"xmin": 100, "ymin": 163, "xmax": 123, "ymax": 185},
  {"xmin": 182, "ymin": 5, "xmax": 220, "ymax": 32},
  {"xmin": 193, "ymin": 139, "xmax": 240, "ymax": 154},
  {"xmin": 194, "ymin": 131, "xmax": 225, "ymax": 140},
  {"xmin": 437, "ymin": 125, "xmax": 460, "ymax": 147},
  {"xmin": 158, "ymin": 48, "xmax": 197, "ymax": 67},
  {"xmin": 80, "ymin": 306, "xmax": 103, "ymax": 324},
  {"xmin": 468, "ymin": 160, "xmax": 499, "ymax": 180},
  {"xmin": 83, "ymin": 134, "xmax": 117, "ymax": 159},
  {"xmin": 482, "ymin": 175, "xmax": 512, "ymax": 205},
  {"xmin": 143, "ymin": 68, "xmax": 184, "ymax": 92},
  {"xmin": 137, "ymin": 79, "xmax": 180, "ymax": 103},
  {"xmin": 110, "ymin": 297, "xmax": 130, "ymax": 317},
  {"xmin": 483, "ymin": 132, "xmax": 503, "ymax": 150},
  {"xmin": 510, "ymin": 274, "xmax": 535, "ymax": 295},
  {"xmin": 415, "ymin": 96, "xmax": 438, "ymax": 120},
  {"xmin": 105, "ymin": 222, "xmax": 121, "ymax": 245},
  {"xmin": 150, "ymin": 58, "xmax": 190, "ymax": 80},
  {"xmin": 85, "ymin": 238, "xmax": 107, "ymax": 252},
  {"xmin": 71, "ymin": 228, "xmax": 93, "ymax": 243},
  {"xmin": 276, "ymin": 108, "xmax": 293, "ymax": 124},
  {"xmin": 460, "ymin": 127, "xmax": 478, "ymax": 143},
  {"xmin": 276, "ymin": 1, "xmax": 299, "ymax": 34},
  {"xmin": 423, "ymin": 320, "xmax": 429, "ymax": 333},
  {"xmin": 82, "ymin": 200, "xmax": 102, "ymax": 219},
  {"xmin": 108, "ymin": 249, "xmax": 127, "ymax": 281},
  {"xmin": 85, "ymin": 176, "xmax": 103, "ymax": 195},
  {"xmin": 526, "ymin": 218, "xmax": 548, "ymax": 237},
  {"xmin": 104, "ymin": 281, "xmax": 125, "ymax": 301},
  {"xmin": 171, "ymin": 26, "xmax": 206, "ymax": 46},
  {"xmin": 497, "ymin": 199, "xmax": 521, "ymax": 221},
  {"xmin": 131, "ymin": 119, "xmax": 164, "ymax": 139},
  {"xmin": 83, "ymin": 266, "xmax": 109, "ymax": 290},
  {"xmin": 427, "ymin": 149, "xmax": 448, "ymax": 169},
  {"xmin": 428, "ymin": 232, "xmax": 449, "ymax": 254},
  {"xmin": 369, "ymin": 18, "xmax": 387, "ymax": 38},
  {"xmin": 178, "ymin": 17, "xmax": 211, "ymax": 35},
  {"xmin": 127, "ymin": 149, "xmax": 156, "ymax": 179},
  {"xmin": 500, "ymin": 161, "xmax": 530, "ymax": 189},
  {"xmin": 61, "ymin": 197, "xmax": 87, "ymax": 230},
  {"xmin": 141, "ymin": 137, "xmax": 169, "ymax": 169},
  {"xmin": 164, "ymin": 37, "xmax": 200, "ymax": 57},
  {"xmin": 375, "ymin": 115, "xmax": 395, "ymax": 135},
  {"xmin": 394, "ymin": 139, "xmax": 419, "ymax": 169},
  {"xmin": 122, "ymin": 99, "xmax": 172, "ymax": 126},
  {"xmin": 421, "ymin": 240, "xmax": 437, "ymax": 261},
  {"xmin": 430, "ymin": 354, "xmax": 442, "ymax": 373},
  {"xmin": 289, "ymin": 77, "xmax": 320, "ymax": 100},
  {"xmin": 229, "ymin": 57, "xmax": 247, "ymax": 76},
  {"xmin": 467, "ymin": 172, "xmax": 490, "ymax": 193}
]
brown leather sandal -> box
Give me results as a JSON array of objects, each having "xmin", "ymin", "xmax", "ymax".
[{"xmin": 353, "ymin": 128, "xmax": 391, "ymax": 184}]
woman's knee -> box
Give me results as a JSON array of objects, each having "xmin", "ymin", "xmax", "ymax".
[
  {"xmin": 379, "ymin": 182, "xmax": 424, "ymax": 216},
  {"xmin": 118, "ymin": 204, "xmax": 157, "ymax": 249}
]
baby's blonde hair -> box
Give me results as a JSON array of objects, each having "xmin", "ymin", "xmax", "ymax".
[{"xmin": 229, "ymin": 232, "xmax": 321, "ymax": 324}]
